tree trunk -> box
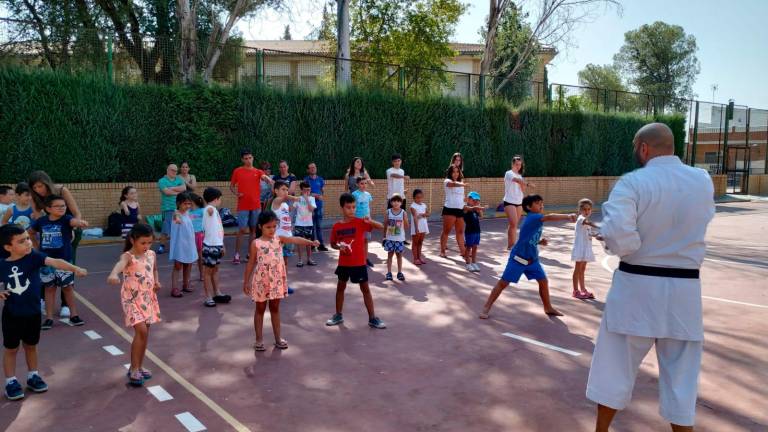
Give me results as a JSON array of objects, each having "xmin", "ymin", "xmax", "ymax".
[
  {"xmin": 203, "ymin": 0, "xmax": 245, "ymax": 83},
  {"xmin": 336, "ymin": 0, "xmax": 352, "ymax": 89},
  {"xmin": 177, "ymin": 0, "xmax": 198, "ymax": 84},
  {"xmin": 480, "ymin": 0, "xmax": 502, "ymax": 77}
]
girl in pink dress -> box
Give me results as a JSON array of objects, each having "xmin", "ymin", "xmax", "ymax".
[
  {"xmin": 108, "ymin": 223, "xmax": 161, "ymax": 387},
  {"xmin": 243, "ymin": 211, "xmax": 318, "ymax": 351}
]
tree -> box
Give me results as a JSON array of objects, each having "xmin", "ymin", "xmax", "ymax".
[
  {"xmin": 614, "ymin": 21, "xmax": 699, "ymax": 111},
  {"xmin": 577, "ymin": 63, "xmax": 624, "ymax": 91},
  {"xmin": 486, "ymin": 3, "xmax": 537, "ymax": 104},
  {"xmin": 314, "ymin": 1, "xmax": 336, "ymax": 41},
  {"xmin": 282, "ymin": 24, "xmax": 292, "ymax": 40},
  {"xmin": 481, "ymin": 0, "xmax": 621, "ymax": 93},
  {"xmin": 337, "ymin": 0, "xmax": 351, "ymax": 88}
]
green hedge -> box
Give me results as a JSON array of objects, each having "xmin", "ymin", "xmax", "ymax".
[{"xmin": 0, "ymin": 68, "xmax": 685, "ymax": 182}]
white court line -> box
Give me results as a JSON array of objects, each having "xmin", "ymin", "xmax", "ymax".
[
  {"xmin": 702, "ymin": 296, "xmax": 768, "ymax": 309},
  {"xmin": 147, "ymin": 385, "xmax": 174, "ymax": 402},
  {"xmin": 102, "ymin": 345, "xmax": 124, "ymax": 356},
  {"xmin": 123, "ymin": 364, "xmax": 130, "ymax": 370},
  {"xmin": 175, "ymin": 412, "xmax": 206, "ymax": 432},
  {"xmin": 502, "ymin": 332, "xmax": 581, "ymax": 357},
  {"xmin": 83, "ymin": 330, "xmax": 102, "ymax": 340},
  {"xmin": 704, "ymin": 257, "xmax": 767, "ymax": 268}
]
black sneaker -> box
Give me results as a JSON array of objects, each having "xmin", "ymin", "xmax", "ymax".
[
  {"xmin": 404, "ymin": 241, "xmax": 411, "ymax": 246},
  {"xmin": 397, "ymin": 272, "xmax": 405, "ymax": 281},
  {"xmin": 385, "ymin": 272, "xmax": 393, "ymax": 281},
  {"xmin": 26, "ymin": 374, "xmax": 48, "ymax": 393},
  {"xmin": 318, "ymin": 245, "xmax": 329, "ymax": 252},
  {"xmin": 368, "ymin": 317, "xmax": 387, "ymax": 329},
  {"xmin": 41, "ymin": 319, "xmax": 54, "ymax": 330},
  {"xmin": 325, "ymin": 313, "xmax": 344, "ymax": 326},
  {"xmin": 68, "ymin": 316, "xmax": 85, "ymax": 326},
  {"xmin": 213, "ymin": 294, "xmax": 231, "ymax": 304}
]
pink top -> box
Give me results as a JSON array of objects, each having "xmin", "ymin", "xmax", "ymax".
[{"xmin": 121, "ymin": 250, "xmax": 161, "ymax": 327}]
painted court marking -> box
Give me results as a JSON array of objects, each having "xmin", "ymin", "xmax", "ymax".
[
  {"xmin": 74, "ymin": 292, "xmax": 250, "ymax": 432},
  {"xmin": 123, "ymin": 364, "xmax": 130, "ymax": 370},
  {"xmin": 175, "ymin": 412, "xmax": 206, "ymax": 432},
  {"xmin": 83, "ymin": 330, "xmax": 102, "ymax": 340},
  {"xmin": 103, "ymin": 345, "xmax": 124, "ymax": 356},
  {"xmin": 147, "ymin": 385, "xmax": 174, "ymax": 402},
  {"xmin": 502, "ymin": 332, "xmax": 581, "ymax": 357}
]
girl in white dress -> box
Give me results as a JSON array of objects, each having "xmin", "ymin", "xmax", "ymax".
[
  {"xmin": 409, "ymin": 189, "xmax": 430, "ymax": 265},
  {"xmin": 571, "ymin": 198, "xmax": 598, "ymax": 299}
]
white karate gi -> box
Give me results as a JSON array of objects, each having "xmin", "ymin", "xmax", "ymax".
[{"xmin": 586, "ymin": 155, "xmax": 715, "ymax": 426}]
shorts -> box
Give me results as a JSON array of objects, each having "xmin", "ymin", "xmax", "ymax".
[
  {"xmin": 2, "ymin": 309, "xmax": 41, "ymax": 349},
  {"xmin": 40, "ymin": 266, "xmax": 74, "ymax": 288},
  {"xmin": 161, "ymin": 210, "xmax": 175, "ymax": 235},
  {"xmin": 383, "ymin": 240, "xmax": 404, "ymax": 253},
  {"xmin": 464, "ymin": 232, "xmax": 481, "ymax": 247},
  {"xmin": 202, "ymin": 244, "xmax": 224, "ymax": 267},
  {"xmin": 283, "ymin": 244, "xmax": 294, "ymax": 257},
  {"xmin": 293, "ymin": 226, "xmax": 314, "ymax": 240},
  {"xmin": 195, "ymin": 232, "xmax": 204, "ymax": 252},
  {"xmin": 501, "ymin": 257, "xmax": 546, "ymax": 283},
  {"xmin": 442, "ymin": 207, "xmax": 464, "ymax": 218},
  {"xmin": 237, "ymin": 210, "xmax": 261, "ymax": 229},
  {"xmin": 335, "ymin": 265, "xmax": 368, "ymax": 283},
  {"xmin": 503, "ymin": 201, "xmax": 522, "ymax": 208}
]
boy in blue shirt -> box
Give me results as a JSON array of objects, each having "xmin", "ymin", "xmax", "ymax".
[
  {"xmin": 28, "ymin": 195, "xmax": 89, "ymax": 329},
  {"xmin": 479, "ymin": 194, "xmax": 576, "ymax": 318},
  {"xmin": 1, "ymin": 224, "xmax": 87, "ymax": 400},
  {"xmin": 351, "ymin": 177, "xmax": 374, "ymax": 267}
]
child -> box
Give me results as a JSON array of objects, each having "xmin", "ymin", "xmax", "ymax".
[
  {"xmin": 409, "ymin": 189, "xmax": 430, "ymax": 265},
  {"xmin": 107, "ymin": 223, "xmax": 160, "ymax": 387},
  {"xmin": 169, "ymin": 192, "xmax": 198, "ymax": 298},
  {"xmin": 189, "ymin": 193, "xmax": 205, "ymax": 281},
  {"xmin": 351, "ymin": 177, "xmax": 374, "ymax": 268},
  {"xmin": 479, "ymin": 194, "xmax": 576, "ymax": 318},
  {"xmin": 259, "ymin": 161, "xmax": 273, "ymax": 210},
  {"xmin": 243, "ymin": 211, "xmax": 318, "ymax": 350},
  {"xmin": 271, "ymin": 181, "xmax": 299, "ymax": 294},
  {"xmin": 202, "ymin": 187, "xmax": 230, "ymax": 307},
  {"xmin": 119, "ymin": 186, "xmax": 141, "ymax": 239},
  {"xmin": 463, "ymin": 191, "xmax": 484, "ymax": 272},
  {"xmin": 0, "ymin": 224, "xmax": 87, "ymax": 400},
  {"xmin": 304, "ymin": 162, "xmax": 328, "ymax": 251},
  {"xmin": 1, "ymin": 183, "xmax": 34, "ymax": 229},
  {"xmin": 28, "ymin": 195, "xmax": 90, "ymax": 329},
  {"xmin": 293, "ymin": 181, "xmax": 317, "ymax": 267},
  {"xmin": 383, "ymin": 194, "xmax": 408, "ymax": 281},
  {"xmin": 571, "ymin": 198, "xmax": 598, "ymax": 300},
  {"xmin": 0, "ymin": 186, "xmax": 15, "ymax": 220},
  {"xmin": 325, "ymin": 193, "xmax": 386, "ymax": 329}
]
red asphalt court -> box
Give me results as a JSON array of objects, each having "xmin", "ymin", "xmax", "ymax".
[{"xmin": 1, "ymin": 201, "xmax": 766, "ymax": 431}]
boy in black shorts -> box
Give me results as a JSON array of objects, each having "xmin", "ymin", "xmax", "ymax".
[
  {"xmin": 325, "ymin": 193, "xmax": 386, "ymax": 329},
  {"xmin": 1, "ymin": 224, "xmax": 87, "ymax": 400}
]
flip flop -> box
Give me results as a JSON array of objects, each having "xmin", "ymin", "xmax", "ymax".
[
  {"xmin": 479, "ymin": 312, "xmax": 490, "ymax": 319},
  {"xmin": 254, "ymin": 342, "xmax": 266, "ymax": 351},
  {"xmin": 274, "ymin": 339, "xmax": 288, "ymax": 350}
]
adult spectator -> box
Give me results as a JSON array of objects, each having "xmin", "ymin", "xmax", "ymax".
[
  {"xmin": 587, "ymin": 123, "xmax": 715, "ymax": 431},
  {"xmin": 157, "ymin": 164, "xmax": 186, "ymax": 254},
  {"xmin": 344, "ymin": 157, "xmax": 373, "ymax": 193},
  {"xmin": 179, "ymin": 161, "xmax": 197, "ymax": 191},
  {"xmin": 272, "ymin": 160, "xmax": 298, "ymax": 195}
]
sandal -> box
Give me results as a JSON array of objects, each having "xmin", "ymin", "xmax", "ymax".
[
  {"xmin": 140, "ymin": 368, "xmax": 152, "ymax": 380},
  {"xmin": 182, "ymin": 286, "xmax": 193, "ymax": 293},
  {"xmin": 254, "ymin": 342, "xmax": 266, "ymax": 351},
  {"xmin": 307, "ymin": 260, "xmax": 317, "ymax": 266},
  {"xmin": 127, "ymin": 370, "xmax": 144, "ymax": 387},
  {"xmin": 171, "ymin": 288, "xmax": 183, "ymax": 298},
  {"xmin": 479, "ymin": 311, "xmax": 490, "ymax": 319},
  {"xmin": 296, "ymin": 261, "xmax": 304, "ymax": 268},
  {"xmin": 581, "ymin": 291, "xmax": 595, "ymax": 299},
  {"xmin": 274, "ymin": 339, "xmax": 288, "ymax": 349}
]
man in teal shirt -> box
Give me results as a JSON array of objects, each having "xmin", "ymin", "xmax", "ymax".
[{"xmin": 157, "ymin": 164, "xmax": 186, "ymax": 254}]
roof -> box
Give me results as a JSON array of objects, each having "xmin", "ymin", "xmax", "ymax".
[{"xmin": 245, "ymin": 40, "xmax": 557, "ymax": 57}]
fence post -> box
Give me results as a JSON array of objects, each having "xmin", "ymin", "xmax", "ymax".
[
  {"xmin": 398, "ymin": 67, "xmax": 405, "ymax": 96},
  {"xmin": 256, "ymin": 49, "xmax": 264, "ymax": 84},
  {"xmin": 721, "ymin": 100, "xmax": 734, "ymax": 175},
  {"xmin": 478, "ymin": 75, "xmax": 485, "ymax": 107},
  {"xmin": 106, "ymin": 34, "xmax": 113, "ymax": 83},
  {"xmin": 690, "ymin": 101, "xmax": 699, "ymax": 167},
  {"xmin": 745, "ymin": 108, "xmax": 751, "ymax": 193},
  {"xmin": 546, "ymin": 84, "xmax": 552, "ymax": 109}
]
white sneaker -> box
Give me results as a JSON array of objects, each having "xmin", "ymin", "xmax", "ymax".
[
  {"xmin": 472, "ymin": 263, "xmax": 481, "ymax": 272},
  {"xmin": 60, "ymin": 306, "xmax": 71, "ymax": 318},
  {"xmin": 466, "ymin": 264, "xmax": 474, "ymax": 271}
]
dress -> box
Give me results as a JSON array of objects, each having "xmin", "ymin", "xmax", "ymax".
[
  {"xmin": 410, "ymin": 202, "xmax": 429, "ymax": 235},
  {"xmin": 571, "ymin": 215, "xmax": 595, "ymax": 262},
  {"xmin": 249, "ymin": 237, "xmax": 288, "ymax": 302},
  {"xmin": 121, "ymin": 251, "xmax": 161, "ymax": 327},
  {"xmin": 169, "ymin": 212, "xmax": 198, "ymax": 264}
]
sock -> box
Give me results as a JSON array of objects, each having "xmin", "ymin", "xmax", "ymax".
[
  {"xmin": 6, "ymin": 376, "xmax": 17, "ymax": 385},
  {"xmin": 28, "ymin": 371, "xmax": 39, "ymax": 379}
]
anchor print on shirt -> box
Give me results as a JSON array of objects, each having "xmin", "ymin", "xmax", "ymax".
[{"xmin": 5, "ymin": 266, "xmax": 30, "ymax": 295}]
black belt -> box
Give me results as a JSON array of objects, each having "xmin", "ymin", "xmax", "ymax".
[{"xmin": 619, "ymin": 262, "xmax": 699, "ymax": 279}]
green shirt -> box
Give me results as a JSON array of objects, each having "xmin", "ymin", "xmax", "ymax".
[{"xmin": 158, "ymin": 176, "xmax": 185, "ymax": 211}]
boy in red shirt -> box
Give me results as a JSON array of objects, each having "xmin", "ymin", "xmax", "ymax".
[{"xmin": 326, "ymin": 193, "xmax": 386, "ymax": 329}]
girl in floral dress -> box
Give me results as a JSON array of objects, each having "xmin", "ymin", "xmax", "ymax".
[
  {"xmin": 242, "ymin": 211, "xmax": 318, "ymax": 351},
  {"xmin": 108, "ymin": 223, "xmax": 161, "ymax": 387}
]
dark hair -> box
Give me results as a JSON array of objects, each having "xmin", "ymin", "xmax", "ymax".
[
  {"xmin": 445, "ymin": 165, "xmax": 463, "ymax": 181},
  {"xmin": 176, "ymin": 191, "xmax": 193, "ymax": 208},
  {"xmin": 28, "ymin": 170, "xmax": 59, "ymax": 211},
  {"xmin": 512, "ymin": 155, "xmax": 525, "ymax": 175},
  {"xmin": 15, "ymin": 182, "xmax": 30, "ymax": 195},
  {"xmin": 278, "ymin": 160, "xmax": 288, "ymax": 167},
  {"xmin": 190, "ymin": 193, "xmax": 205, "ymax": 209},
  {"xmin": 260, "ymin": 161, "xmax": 271, "ymax": 170},
  {"xmin": 391, "ymin": 153, "xmax": 402, "ymax": 161},
  {"xmin": 0, "ymin": 224, "xmax": 25, "ymax": 248},
  {"xmin": 347, "ymin": 157, "xmax": 366, "ymax": 177},
  {"xmin": 389, "ymin": 194, "xmax": 403, "ymax": 204},
  {"xmin": 123, "ymin": 223, "xmax": 155, "ymax": 252},
  {"xmin": 0, "ymin": 185, "xmax": 11, "ymax": 195},
  {"xmin": 119, "ymin": 186, "xmax": 135, "ymax": 204},
  {"xmin": 203, "ymin": 187, "xmax": 222, "ymax": 203},
  {"xmin": 522, "ymin": 194, "xmax": 543, "ymax": 212},
  {"xmin": 254, "ymin": 210, "xmax": 279, "ymax": 238},
  {"xmin": 339, "ymin": 192, "xmax": 356, "ymax": 207},
  {"xmin": 44, "ymin": 194, "xmax": 65, "ymax": 208},
  {"xmin": 241, "ymin": 149, "xmax": 253, "ymax": 157},
  {"xmin": 273, "ymin": 180, "xmax": 288, "ymax": 191},
  {"xmin": 307, "ymin": 162, "xmax": 316, "ymax": 168},
  {"xmin": 355, "ymin": 176, "xmax": 366, "ymax": 185},
  {"xmin": 299, "ymin": 181, "xmax": 310, "ymax": 190},
  {"xmin": 412, "ymin": 188, "xmax": 423, "ymax": 198}
]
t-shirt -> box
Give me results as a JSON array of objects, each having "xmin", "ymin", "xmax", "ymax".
[
  {"xmin": 158, "ymin": 176, "xmax": 185, "ymax": 211},
  {"xmin": 189, "ymin": 208, "xmax": 204, "ymax": 233},
  {"xmin": 31, "ymin": 215, "xmax": 74, "ymax": 261},
  {"xmin": 331, "ymin": 218, "xmax": 373, "ymax": 267},
  {"xmin": 352, "ymin": 190, "xmax": 372, "ymax": 218},
  {"xmin": 511, "ymin": 213, "xmax": 544, "ymax": 261},
  {"xmin": 295, "ymin": 196, "xmax": 316, "ymax": 227},
  {"xmin": 0, "ymin": 251, "xmax": 47, "ymax": 316},
  {"xmin": 386, "ymin": 168, "xmax": 405, "ymax": 199},
  {"xmin": 274, "ymin": 202, "xmax": 293, "ymax": 237},
  {"xmin": 443, "ymin": 179, "xmax": 465, "ymax": 209},
  {"xmin": 272, "ymin": 174, "xmax": 298, "ymax": 190},
  {"xmin": 385, "ymin": 208, "xmax": 406, "ymax": 241},
  {"xmin": 463, "ymin": 210, "xmax": 481, "ymax": 234},
  {"xmin": 304, "ymin": 175, "xmax": 325, "ymax": 210},
  {"xmin": 0, "ymin": 203, "xmax": 11, "ymax": 220},
  {"xmin": 504, "ymin": 170, "xmax": 524, "ymax": 205},
  {"xmin": 230, "ymin": 167, "xmax": 266, "ymax": 211},
  {"xmin": 202, "ymin": 205, "xmax": 224, "ymax": 246}
]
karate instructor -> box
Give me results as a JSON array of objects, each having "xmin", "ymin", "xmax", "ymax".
[{"xmin": 587, "ymin": 123, "xmax": 715, "ymax": 431}]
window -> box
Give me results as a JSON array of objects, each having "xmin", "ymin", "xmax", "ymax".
[{"xmin": 704, "ymin": 152, "xmax": 719, "ymax": 164}]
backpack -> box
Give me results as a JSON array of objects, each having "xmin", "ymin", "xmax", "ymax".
[
  {"xmin": 104, "ymin": 212, "xmax": 123, "ymax": 237},
  {"xmin": 219, "ymin": 207, "xmax": 237, "ymax": 227}
]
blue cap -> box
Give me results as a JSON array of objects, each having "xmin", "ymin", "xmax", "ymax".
[{"xmin": 467, "ymin": 191, "xmax": 481, "ymax": 200}]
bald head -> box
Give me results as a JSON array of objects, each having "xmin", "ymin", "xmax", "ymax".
[
  {"xmin": 167, "ymin": 164, "xmax": 178, "ymax": 178},
  {"xmin": 633, "ymin": 123, "xmax": 674, "ymax": 166}
]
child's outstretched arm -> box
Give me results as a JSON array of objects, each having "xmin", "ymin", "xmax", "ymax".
[
  {"xmin": 364, "ymin": 216, "xmax": 384, "ymax": 230},
  {"xmin": 242, "ymin": 241, "xmax": 259, "ymax": 295},
  {"xmin": 280, "ymin": 236, "xmax": 320, "ymax": 248},
  {"xmin": 70, "ymin": 217, "xmax": 89, "ymax": 228},
  {"xmin": 107, "ymin": 253, "xmax": 131, "ymax": 285},
  {"xmin": 542, "ymin": 213, "xmax": 577, "ymax": 223},
  {"xmin": 45, "ymin": 257, "xmax": 87, "ymax": 277}
]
